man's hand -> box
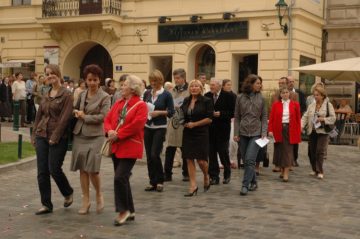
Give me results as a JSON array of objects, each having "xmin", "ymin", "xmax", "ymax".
[{"xmin": 213, "ymin": 111, "xmax": 220, "ymax": 117}]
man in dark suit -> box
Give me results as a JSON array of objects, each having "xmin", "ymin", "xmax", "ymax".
[
  {"xmin": 287, "ymin": 76, "xmax": 306, "ymax": 167},
  {"xmin": 205, "ymin": 78, "xmax": 235, "ymax": 185}
]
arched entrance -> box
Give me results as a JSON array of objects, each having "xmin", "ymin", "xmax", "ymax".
[
  {"xmin": 62, "ymin": 42, "xmax": 113, "ymax": 85},
  {"xmin": 195, "ymin": 45, "xmax": 215, "ymax": 80},
  {"xmin": 80, "ymin": 44, "xmax": 113, "ymax": 85},
  {"xmin": 188, "ymin": 44, "xmax": 216, "ymax": 81}
]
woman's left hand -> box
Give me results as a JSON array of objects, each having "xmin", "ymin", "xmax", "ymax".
[
  {"xmin": 316, "ymin": 117, "xmax": 325, "ymax": 123},
  {"xmin": 75, "ymin": 110, "xmax": 85, "ymax": 119},
  {"xmin": 185, "ymin": 122, "xmax": 195, "ymax": 129},
  {"xmin": 107, "ymin": 130, "xmax": 118, "ymax": 141}
]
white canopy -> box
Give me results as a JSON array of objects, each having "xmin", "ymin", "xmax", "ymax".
[{"xmin": 292, "ymin": 57, "xmax": 360, "ymax": 82}]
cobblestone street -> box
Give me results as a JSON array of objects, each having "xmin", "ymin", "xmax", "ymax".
[{"xmin": 0, "ymin": 142, "xmax": 359, "ymax": 239}]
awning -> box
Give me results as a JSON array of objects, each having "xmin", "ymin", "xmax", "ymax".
[{"xmin": 0, "ymin": 59, "xmax": 35, "ymax": 68}]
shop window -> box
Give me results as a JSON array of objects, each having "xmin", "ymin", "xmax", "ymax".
[
  {"xmin": 12, "ymin": 0, "xmax": 31, "ymax": 5},
  {"xmin": 299, "ymin": 55, "xmax": 316, "ymax": 96}
]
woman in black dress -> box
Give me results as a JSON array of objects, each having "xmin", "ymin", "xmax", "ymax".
[{"xmin": 181, "ymin": 79, "xmax": 213, "ymax": 197}]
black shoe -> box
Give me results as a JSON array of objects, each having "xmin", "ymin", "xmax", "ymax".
[
  {"xmin": 249, "ymin": 183, "xmax": 258, "ymax": 191},
  {"xmin": 182, "ymin": 176, "xmax": 189, "ymax": 182},
  {"xmin": 64, "ymin": 194, "xmax": 73, "ymax": 208},
  {"xmin": 144, "ymin": 185, "xmax": 156, "ymax": 191},
  {"xmin": 35, "ymin": 206, "xmax": 52, "ymax": 215},
  {"xmin": 184, "ymin": 187, "xmax": 198, "ymax": 197},
  {"xmin": 204, "ymin": 184, "xmax": 211, "ymax": 192},
  {"xmin": 240, "ymin": 186, "xmax": 248, "ymax": 196},
  {"xmin": 113, "ymin": 211, "xmax": 131, "ymax": 226},
  {"xmin": 164, "ymin": 175, "xmax": 172, "ymax": 182},
  {"xmin": 223, "ymin": 178, "xmax": 231, "ymax": 184},
  {"xmin": 210, "ymin": 178, "xmax": 219, "ymax": 185},
  {"xmin": 294, "ymin": 161, "xmax": 299, "ymax": 167}
]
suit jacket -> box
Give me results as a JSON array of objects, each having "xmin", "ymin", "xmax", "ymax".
[
  {"xmin": 205, "ymin": 90, "xmax": 235, "ymax": 141},
  {"xmin": 295, "ymin": 89, "xmax": 306, "ymax": 115},
  {"xmin": 268, "ymin": 100, "xmax": 301, "ymax": 144},
  {"xmin": 73, "ymin": 88, "xmax": 110, "ymax": 137}
]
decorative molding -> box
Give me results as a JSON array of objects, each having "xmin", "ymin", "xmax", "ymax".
[
  {"xmin": 102, "ymin": 22, "xmax": 121, "ymax": 40},
  {"xmin": 43, "ymin": 25, "xmax": 62, "ymax": 41}
]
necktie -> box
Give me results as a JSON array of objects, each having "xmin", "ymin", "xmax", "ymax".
[{"xmin": 213, "ymin": 93, "xmax": 218, "ymax": 104}]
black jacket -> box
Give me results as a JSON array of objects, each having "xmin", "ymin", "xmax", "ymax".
[
  {"xmin": 205, "ymin": 90, "xmax": 236, "ymax": 141},
  {"xmin": 0, "ymin": 82, "xmax": 13, "ymax": 102},
  {"xmin": 295, "ymin": 89, "xmax": 306, "ymax": 115}
]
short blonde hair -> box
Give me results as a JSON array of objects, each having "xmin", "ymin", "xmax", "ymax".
[
  {"xmin": 313, "ymin": 86, "xmax": 327, "ymax": 99},
  {"xmin": 126, "ymin": 75, "xmax": 144, "ymax": 96},
  {"xmin": 311, "ymin": 82, "xmax": 324, "ymax": 94},
  {"xmin": 188, "ymin": 79, "xmax": 204, "ymax": 95}
]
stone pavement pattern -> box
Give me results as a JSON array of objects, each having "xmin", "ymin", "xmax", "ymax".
[{"xmin": 0, "ymin": 143, "xmax": 359, "ymax": 239}]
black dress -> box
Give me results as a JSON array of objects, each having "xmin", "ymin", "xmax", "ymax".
[{"xmin": 181, "ymin": 95, "xmax": 213, "ymax": 160}]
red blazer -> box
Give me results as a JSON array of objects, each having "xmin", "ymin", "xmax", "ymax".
[
  {"xmin": 104, "ymin": 96, "xmax": 148, "ymax": 159},
  {"xmin": 268, "ymin": 100, "xmax": 301, "ymax": 144}
]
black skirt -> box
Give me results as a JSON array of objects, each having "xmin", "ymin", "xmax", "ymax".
[{"xmin": 182, "ymin": 126, "xmax": 209, "ymax": 160}]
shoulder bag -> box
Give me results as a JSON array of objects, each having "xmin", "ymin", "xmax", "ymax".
[
  {"xmin": 101, "ymin": 100, "xmax": 143, "ymax": 157},
  {"xmin": 323, "ymin": 102, "xmax": 338, "ymax": 138}
]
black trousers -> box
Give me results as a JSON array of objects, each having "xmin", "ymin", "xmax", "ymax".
[
  {"xmin": 209, "ymin": 137, "xmax": 231, "ymax": 180},
  {"xmin": 112, "ymin": 157, "xmax": 136, "ymax": 213},
  {"xmin": 293, "ymin": 144, "xmax": 299, "ymax": 161},
  {"xmin": 164, "ymin": 146, "xmax": 188, "ymax": 178},
  {"xmin": 26, "ymin": 98, "xmax": 36, "ymax": 122},
  {"xmin": 36, "ymin": 137, "xmax": 73, "ymax": 210},
  {"xmin": 144, "ymin": 128, "xmax": 166, "ymax": 186}
]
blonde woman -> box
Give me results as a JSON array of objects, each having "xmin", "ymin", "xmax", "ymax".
[
  {"xmin": 301, "ymin": 87, "xmax": 336, "ymax": 179},
  {"xmin": 181, "ymin": 79, "xmax": 213, "ymax": 196}
]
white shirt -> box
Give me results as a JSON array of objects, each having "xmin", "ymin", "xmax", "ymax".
[
  {"xmin": 282, "ymin": 99, "xmax": 290, "ymax": 123},
  {"xmin": 12, "ymin": 80, "xmax": 27, "ymax": 101}
]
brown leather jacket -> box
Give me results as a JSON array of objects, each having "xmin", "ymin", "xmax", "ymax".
[{"xmin": 32, "ymin": 87, "xmax": 73, "ymax": 144}]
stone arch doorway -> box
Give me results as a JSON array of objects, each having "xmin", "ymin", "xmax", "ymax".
[
  {"xmin": 188, "ymin": 43, "xmax": 216, "ymax": 81},
  {"xmin": 62, "ymin": 41, "xmax": 113, "ymax": 85},
  {"xmin": 80, "ymin": 44, "xmax": 113, "ymax": 85}
]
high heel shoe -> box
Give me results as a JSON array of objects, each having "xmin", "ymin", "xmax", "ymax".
[
  {"xmin": 78, "ymin": 203, "xmax": 91, "ymax": 215},
  {"xmin": 204, "ymin": 184, "xmax": 210, "ymax": 192},
  {"xmin": 96, "ymin": 195, "xmax": 104, "ymax": 214},
  {"xmin": 184, "ymin": 187, "xmax": 198, "ymax": 197}
]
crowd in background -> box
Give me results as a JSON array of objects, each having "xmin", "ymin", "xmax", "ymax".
[{"xmin": 1, "ymin": 64, "xmax": 353, "ymax": 226}]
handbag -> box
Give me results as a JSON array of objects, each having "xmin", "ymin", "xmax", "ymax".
[
  {"xmin": 323, "ymin": 102, "xmax": 338, "ymax": 138},
  {"xmin": 101, "ymin": 101, "xmax": 143, "ymax": 157}
]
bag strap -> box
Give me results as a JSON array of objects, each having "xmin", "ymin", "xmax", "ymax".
[
  {"xmin": 114, "ymin": 100, "xmax": 142, "ymax": 131},
  {"xmin": 326, "ymin": 102, "xmax": 329, "ymax": 117}
]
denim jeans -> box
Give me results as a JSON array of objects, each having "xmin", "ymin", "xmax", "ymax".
[
  {"xmin": 36, "ymin": 136, "xmax": 73, "ymax": 210},
  {"xmin": 240, "ymin": 135, "xmax": 261, "ymax": 188}
]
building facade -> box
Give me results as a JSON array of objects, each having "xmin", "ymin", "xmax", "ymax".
[
  {"xmin": 324, "ymin": 0, "xmax": 360, "ymax": 112},
  {"xmin": 0, "ymin": 0, "xmax": 325, "ymax": 94}
]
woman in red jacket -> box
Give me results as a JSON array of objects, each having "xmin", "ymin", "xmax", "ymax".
[
  {"xmin": 104, "ymin": 75, "xmax": 148, "ymax": 226},
  {"xmin": 268, "ymin": 86, "xmax": 301, "ymax": 182}
]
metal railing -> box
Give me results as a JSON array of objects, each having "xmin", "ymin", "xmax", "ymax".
[{"xmin": 42, "ymin": 0, "xmax": 121, "ymax": 18}]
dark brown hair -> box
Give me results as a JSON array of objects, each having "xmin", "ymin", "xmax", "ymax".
[
  {"xmin": 173, "ymin": 68, "xmax": 186, "ymax": 80},
  {"xmin": 241, "ymin": 74, "xmax": 261, "ymax": 94},
  {"xmin": 83, "ymin": 64, "xmax": 103, "ymax": 80}
]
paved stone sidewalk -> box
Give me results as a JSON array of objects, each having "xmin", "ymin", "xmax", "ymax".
[{"xmin": 0, "ymin": 143, "xmax": 359, "ymax": 239}]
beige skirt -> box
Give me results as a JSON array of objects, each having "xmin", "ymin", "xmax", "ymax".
[{"xmin": 70, "ymin": 133, "xmax": 104, "ymax": 172}]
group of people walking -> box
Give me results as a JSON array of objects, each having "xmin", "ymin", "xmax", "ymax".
[{"xmin": 28, "ymin": 63, "xmax": 336, "ymax": 226}]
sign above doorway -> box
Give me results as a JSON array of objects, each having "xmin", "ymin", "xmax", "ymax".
[{"xmin": 158, "ymin": 21, "xmax": 248, "ymax": 42}]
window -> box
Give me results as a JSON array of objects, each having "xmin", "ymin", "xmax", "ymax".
[{"xmin": 12, "ymin": 0, "xmax": 31, "ymax": 6}]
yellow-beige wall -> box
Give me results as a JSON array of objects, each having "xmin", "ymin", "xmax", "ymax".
[{"xmin": 0, "ymin": 0, "xmax": 325, "ymax": 93}]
